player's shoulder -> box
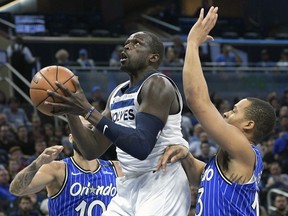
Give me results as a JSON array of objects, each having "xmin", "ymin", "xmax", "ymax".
[
  {"xmin": 144, "ymin": 73, "xmax": 174, "ymax": 89},
  {"xmin": 41, "ymin": 160, "xmax": 66, "ymax": 173}
]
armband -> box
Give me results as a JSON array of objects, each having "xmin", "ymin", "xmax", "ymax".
[
  {"xmin": 84, "ymin": 106, "xmax": 95, "ymax": 120},
  {"xmin": 95, "ymin": 112, "xmax": 164, "ymax": 160}
]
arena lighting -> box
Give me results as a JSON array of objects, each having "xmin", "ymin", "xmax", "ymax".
[{"xmin": 0, "ymin": 0, "xmax": 21, "ymax": 12}]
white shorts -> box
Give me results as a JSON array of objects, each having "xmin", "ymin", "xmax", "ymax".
[{"xmin": 102, "ymin": 162, "xmax": 191, "ymax": 216}]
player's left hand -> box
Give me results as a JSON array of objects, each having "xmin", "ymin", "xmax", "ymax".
[
  {"xmin": 45, "ymin": 76, "xmax": 92, "ymax": 116},
  {"xmin": 157, "ymin": 145, "xmax": 189, "ymax": 172}
]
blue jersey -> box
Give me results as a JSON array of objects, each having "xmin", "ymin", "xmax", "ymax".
[
  {"xmin": 48, "ymin": 157, "xmax": 118, "ymax": 216},
  {"xmin": 195, "ymin": 145, "xmax": 263, "ymax": 216}
]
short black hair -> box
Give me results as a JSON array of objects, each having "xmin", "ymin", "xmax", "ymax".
[
  {"xmin": 245, "ymin": 97, "xmax": 276, "ymax": 143},
  {"xmin": 143, "ymin": 31, "xmax": 164, "ymax": 67}
]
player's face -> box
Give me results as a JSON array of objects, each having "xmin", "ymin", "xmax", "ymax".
[
  {"xmin": 120, "ymin": 32, "xmax": 153, "ymax": 72},
  {"xmin": 223, "ymin": 99, "xmax": 251, "ymax": 129}
]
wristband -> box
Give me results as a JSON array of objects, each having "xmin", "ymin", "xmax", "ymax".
[{"xmin": 84, "ymin": 106, "xmax": 95, "ymax": 120}]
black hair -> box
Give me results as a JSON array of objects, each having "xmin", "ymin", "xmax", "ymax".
[
  {"xmin": 143, "ymin": 31, "xmax": 165, "ymax": 67},
  {"xmin": 245, "ymin": 97, "xmax": 276, "ymax": 143}
]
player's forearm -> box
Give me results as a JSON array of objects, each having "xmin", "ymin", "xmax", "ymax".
[
  {"xmin": 181, "ymin": 153, "xmax": 205, "ymax": 186},
  {"xmin": 9, "ymin": 161, "xmax": 39, "ymax": 196},
  {"xmin": 66, "ymin": 114, "xmax": 111, "ymax": 160},
  {"xmin": 183, "ymin": 44, "xmax": 210, "ymax": 110}
]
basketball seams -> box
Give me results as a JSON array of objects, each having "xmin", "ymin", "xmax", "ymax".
[
  {"xmin": 30, "ymin": 66, "xmax": 75, "ymax": 115},
  {"xmin": 33, "ymin": 76, "xmax": 75, "ymax": 111}
]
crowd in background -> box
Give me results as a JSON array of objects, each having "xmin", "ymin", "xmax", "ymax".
[
  {"xmin": 0, "ymin": 84, "xmax": 287, "ymax": 215},
  {"xmin": 2, "ymin": 33, "xmax": 288, "ymax": 215}
]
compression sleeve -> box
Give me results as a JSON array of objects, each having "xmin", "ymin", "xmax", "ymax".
[{"xmin": 95, "ymin": 112, "xmax": 164, "ymax": 160}]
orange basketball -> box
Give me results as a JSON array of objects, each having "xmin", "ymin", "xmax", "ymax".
[{"xmin": 30, "ymin": 65, "xmax": 76, "ymax": 116}]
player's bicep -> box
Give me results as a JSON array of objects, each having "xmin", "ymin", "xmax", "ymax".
[{"xmin": 138, "ymin": 76, "xmax": 175, "ymax": 123}]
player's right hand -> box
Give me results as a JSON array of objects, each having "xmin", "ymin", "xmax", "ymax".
[{"xmin": 157, "ymin": 145, "xmax": 189, "ymax": 172}]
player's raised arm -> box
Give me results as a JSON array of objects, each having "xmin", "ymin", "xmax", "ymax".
[
  {"xmin": 10, "ymin": 146, "xmax": 63, "ymax": 196},
  {"xmin": 183, "ymin": 7, "xmax": 252, "ymax": 158}
]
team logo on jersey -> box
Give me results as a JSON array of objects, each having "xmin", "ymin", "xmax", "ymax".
[
  {"xmin": 70, "ymin": 182, "xmax": 117, "ymax": 197},
  {"xmin": 112, "ymin": 109, "xmax": 135, "ymax": 122}
]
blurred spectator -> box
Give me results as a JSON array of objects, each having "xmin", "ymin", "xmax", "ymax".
[
  {"xmin": 9, "ymin": 196, "xmax": 42, "ymax": 216},
  {"xmin": 262, "ymin": 136, "xmax": 277, "ymax": 184},
  {"xmin": 3, "ymin": 97, "xmax": 30, "ymax": 131},
  {"xmin": 39, "ymin": 198, "xmax": 48, "ymax": 216},
  {"xmin": 0, "ymin": 167, "xmax": 15, "ymax": 211},
  {"xmin": 189, "ymin": 130, "xmax": 217, "ymax": 156},
  {"xmin": 8, "ymin": 146, "xmax": 29, "ymax": 169},
  {"xmin": 279, "ymin": 106, "xmax": 288, "ymax": 119},
  {"xmin": 109, "ymin": 45, "xmax": 123, "ymax": 67},
  {"xmin": 7, "ymin": 159, "xmax": 20, "ymax": 181},
  {"xmin": 27, "ymin": 139, "xmax": 47, "ymax": 164},
  {"xmin": 273, "ymin": 116, "xmax": 288, "ymax": 173},
  {"xmin": 43, "ymin": 123, "xmax": 54, "ymax": 144},
  {"xmin": 199, "ymin": 45, "xmax": 211, "ymax": 66},
  {"xmin": 0, "ymin": 114, "xmax": 7, "ymax": 127},
  {"xmin": 0, "ymin": 124, "xmax": 17, "ymax": 153},
  {"xmin": 265, "ymin": 161, "xmax": 288, "ymax": 189},
  {"xmin": 0, "ymin": 208, "xmax": 6, "ymax": 216},
  {"xmin": 0, "ymin": 149, "xmax": 9, "ymax": 168},
  {"xmin": 215, "ymin": 44, "xmax": 243, "ymax": 67},
  {"xmin": 188, "ymin": 123, "xmax": 204, "ymax": 154},
  {"xmin": 6, "ymin": 36, "xmax": 37, "ymax": 99},
  {"xmin": 268, "ymin": 92, "xmax": 280, "ymax": 117},
  {"xmin": 256, "ymin": 49, "xmax": 276, "ymax": 69},
  {"xmin": 76, "ymin": 48, "xmax": 95, "ymax": 68},
  {"xmin": 54, "ymin": 125, "xmax": 68, "ymax": 145},
  {"xmin": 54, "ymin": 49, "xmax": 79, "ymax": 67},
  {"xmin": 28, "ymin": 113, "xmax": 44, "ymax": 141},
  {"xmin": 270, "ymin": 194, "xmax": 288, "ymax": 216},
  {"xmin": 281, "ymin": 90, "xmax": 288, "ymax": 106},
  {"xmin": 0, "ymin": 90, "xmax": 7, "ymax": 113},
  {"xmin": 16, "ymin": 125, "xmax": 35, "ymax": 156},
  {"xmin": 163, "ymin": 46, "xmax": 183, "ymax": 67},
  {"xmin": 276, "ymin": 49, "xmax": 288, "ymax": 71},
  {"xmin": 89, "ymin": 85, "xmax": 106, "ymax": 112},
  {"xmin": 196, "ymin": 141, "xmax": 214, "ymax": 163},
  {"xmin": 171, "ymin": 35, "xmax": 186, "ymax": 60},
  {"xmin": 214, "ymin": 98, "xmax": 231, "ymax": 115}
]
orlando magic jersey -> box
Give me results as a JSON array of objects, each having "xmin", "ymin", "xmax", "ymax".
[
  {"xmin": 109, "ymin": 72, "xmax": 189, "ymax": 175},
  {"xmin": 48, "ymin": 157, "xmax": 117, "ymax": 216},
  {"xmin": 195, "ymin": 145, "xmax": 263, "ymax": 216}
]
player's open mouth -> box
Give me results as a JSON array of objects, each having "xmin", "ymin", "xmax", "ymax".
[{"xmin": 120, "ymin": 52, "xmax": 128, "ymax": 63}]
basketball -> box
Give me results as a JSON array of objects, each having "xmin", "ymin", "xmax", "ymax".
[{"xmin": 30, "ymin": 65, "xmax": 76, "ymax": 116}]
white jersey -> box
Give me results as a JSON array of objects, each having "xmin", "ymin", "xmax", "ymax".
[
  {"xmin": 104, "ymin": 71, "xmax": 191, "ymax": 216},
  {"xmin": 109, "ymin": 72, "xmax": 189, "ymax": 175}
]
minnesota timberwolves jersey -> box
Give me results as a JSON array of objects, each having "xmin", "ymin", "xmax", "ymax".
[
  {"xmin": 48, "ymin": 157, "xmax": 117, "ymax": 216},
  {"xmin": 109, "ymin": 72, "xmax": 189, "ymax": 175},
  {"xmin": 195, "ymin": 145, "xmax": 263, "ymax": 216}
]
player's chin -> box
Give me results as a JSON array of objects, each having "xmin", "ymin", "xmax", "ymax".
[{"xmin": 120, "ymin": 63, "xmax": 128, "ymax": 71}]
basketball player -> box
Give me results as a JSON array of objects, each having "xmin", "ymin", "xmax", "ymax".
[
  {"xmin": 158, "ymin": 7, "xmax": 276, "ymax": 215},
  {"xmin": 9, "ymin": 117, "xmax": 122, "ymax": 216},
  {"xmin": 45, "ymin": 31, "xmax": 191, "ymax": 214}
]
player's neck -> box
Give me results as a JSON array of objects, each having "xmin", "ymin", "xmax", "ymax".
[
  {"xmin": 129, "ymin": 67, "xmax": 156, "ymax": 86},
  {"xmin": 72, "ymin": 155, "xmax": 99, "ymax": 172}
]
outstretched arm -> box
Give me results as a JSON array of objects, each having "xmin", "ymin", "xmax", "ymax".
[
  {"xmin": 183, "ymin": 7, "xmax": 253, "ymax": 161},
  {"xmin": 10, "ymin": 146, "xmax": 63, "ymax": 196}
]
